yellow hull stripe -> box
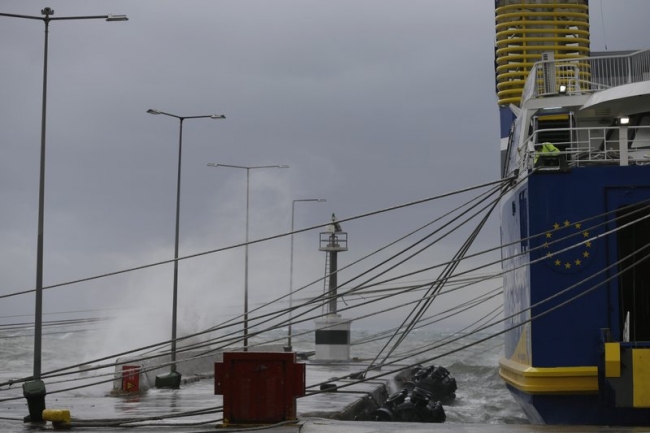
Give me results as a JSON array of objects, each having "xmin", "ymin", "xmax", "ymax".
[
  {"xmin": 633, "ymin": 349, "xmax": 650, "ymax": 407},
  {"xmin": 499, "ymin": 358, "xmax": 598, "ymax": 394},
  {"xmin": 605, "ymin": 342, "xmax": 621, "ymax": 378}
]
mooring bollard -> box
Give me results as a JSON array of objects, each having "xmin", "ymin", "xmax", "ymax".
[{"xmin": 22, "ymin": 379, "xmax": 46, "ymax": 423}]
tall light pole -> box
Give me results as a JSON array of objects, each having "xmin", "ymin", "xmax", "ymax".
[
  {"xmin": 207, "ymin": 163, "xmax": 289, "ymax": 350},
  {"xmin": 287, "ymin": 198, "xmax": 326, "ymax": 351},
  {"xmin": 148, "ymin": 109, "xmax": 225, "ymax": 388},
  {"xmin": 0, "ymin": 7, "xmax": 127, "ymax": 422}
]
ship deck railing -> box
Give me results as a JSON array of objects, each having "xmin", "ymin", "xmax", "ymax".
[
  {"xmin": 521, "ymin": 49, "xmax": 650, "ymax": 105},
  {"xmin": 520, "ymin": 125, "xmax": 650, "ymax": 170}
]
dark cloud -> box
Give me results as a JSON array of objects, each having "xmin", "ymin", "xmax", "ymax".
[{"xmin": 0, "ymin": 0, "xmax": 647, "ymax": 339}]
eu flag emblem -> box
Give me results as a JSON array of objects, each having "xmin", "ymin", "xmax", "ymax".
[{"xmin": 542, "ymin": 220, "xmax": 596, "ymax": 273}]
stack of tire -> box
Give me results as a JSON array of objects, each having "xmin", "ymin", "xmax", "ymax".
[{"xmin": 370, "ymin": 365, "xmax": 456, "ymax": 423}]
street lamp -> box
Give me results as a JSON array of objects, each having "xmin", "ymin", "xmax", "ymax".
[
  {"xmin": 0, "ymin": 7, "xmax": 127, "ymax": 422},
  {"xmin": 148, "ymin": 109, "xmax": 225, "ymax": 388},
  {"xmin": 287, "ymin": 198, "xmax": 326, "ymax": 351},
  {"xmin": 207, "ymin": 163, "xmax": 289, "ymax": 350}
]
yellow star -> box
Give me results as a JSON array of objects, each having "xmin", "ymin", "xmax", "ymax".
[
  {"xmin": 564, "ymin": 220, "xmax": 571, "ymax": 227},
  {"xmin": 553, "ymin": 223, "xmax": 560, "ymax": 230},
  {"xmin": 583, "ymin": 231, "xmax": 590, "ymax": 238},
  {"xmin": 575, "ymin": 223, "xmax": 582, "ymax": 229},
  {"xmin": 546, "ymin": 252, "xmax": 552, "ymax": 258},
  {"xmin": 575, "ymin": 259, "xmax": 582, "ymax": 266},
  {"xmin": 565, "ymin": 262, "xmax": 571, "ymax": 269},
  {"xmin": 583, "ymin": 251, "xmax": 590, "ymax": 258},
  {"xmin": 546, "ymin": 232, "xmax": 552, "ymax": 238},
  {"xmin": 585, "ymin": 241, "xmax": 591, "ymax": 248},
  {"xmin": 555, "ymin": 259, "xmax": 561, "ymax": 266},
  {"xmin": 543, "ymin": 242, "xmax": 549, "ymax": 248}
]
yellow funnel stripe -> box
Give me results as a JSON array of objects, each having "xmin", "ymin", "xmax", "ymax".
[
  {"xmin": 496, "ymin": 20, "xmax": 589, "ymax": 31},
  {"xmin": 496, "ymin": 37, "xmax": 590, "ymax": 47},
  {"xmin": 495, "ymin": 53, "xmax": 588, "ymax": 66},
  {"xmin": 499, "ymin": 97, "xmax": 523, "ymax": 105},
  {"xmin": 495, "ymin": 45, "xmax": 589, "ymax": 56},
  {"xmin": 495, "ymin": 3, "xmax": 588, "ymax": 14},
  {"xmin": 498, "ymin": 88, "xmax": 528, "ymax": 98},
  {"xmin": 496, "ymin": 60, "xmax": 591, "ymax": 72},
  {"xmin": 496, "ymin": 11, "xmax": 589, "ymax": 21},
  {"xmin": 497, "ymin": 28, "xmax": 590, "ymax": 39}
]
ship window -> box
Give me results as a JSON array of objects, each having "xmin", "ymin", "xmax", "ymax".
[
  {"xmin": 519, "ymin": 190, "xmax": 528, "ymax": 251},
  {"xmin": 630, "ymin": 113, "xmax": 650, "ymax": 150},
  {"xmin": 506, "ymin": 117, "xmax": 522, "ymax": 176}
]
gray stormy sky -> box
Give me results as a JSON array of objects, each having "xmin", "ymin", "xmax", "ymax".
[{"xmin": 1, "ymin": 1, "xmax": 650, "ymax": 355}]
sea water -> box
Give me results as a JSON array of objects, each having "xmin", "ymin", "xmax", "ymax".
[{"xmin": 340, "ymin": 328, "xmax": 528, "ymax": 424}]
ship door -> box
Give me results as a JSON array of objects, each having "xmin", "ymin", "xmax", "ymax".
[
  {"xmin": 615, "ymin": 203, "xmax": 650, "ymax": 342},
  {"xmin": 534, "ymin": 111, "xmax": 574, "ymax": 152}
]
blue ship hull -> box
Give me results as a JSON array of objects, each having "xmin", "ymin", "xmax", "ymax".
[
  {"xmin": 494, "ymin": 1, "xmax": 650, "ymax": 425},
  {"xmin": 506, "ymin": 383, "xmax": 650, "ymax": 426},
  {"xmin": 500, "ymin": 164, "xmax": 650, "ymax": 425}
]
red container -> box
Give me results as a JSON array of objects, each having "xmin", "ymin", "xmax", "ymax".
[
  {"xmin": 215, "ymin": 352, "xmax": 305, "ymax": 425},
  {"xmin": 121, "ymin": 365, "xmax": 140, "ymax": 393}
]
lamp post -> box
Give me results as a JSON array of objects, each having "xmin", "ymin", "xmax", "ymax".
[
  {"xmin": 207, "ymin": 163, "xmax": 289, "ymax": 350},
  {"xmin": 0, "ymin": 7, "xmax": 127, "ymax": 422},
  {"xmin": 287, "ymin": 198, "xmax": 326, "ymax": 351},
  {"xmin": 148, "ymin": 109, "xmax": 225, "ymax": 388}
]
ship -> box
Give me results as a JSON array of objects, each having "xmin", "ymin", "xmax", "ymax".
[{"xmin": 496, "ymin": 0, "xmax": 650, "ymax": 425}]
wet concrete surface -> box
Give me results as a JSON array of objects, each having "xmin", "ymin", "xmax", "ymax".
[
  {"xmin": 0, "ymin": 362, "xmax": 389, "ymax": 431},
  {"xmin": 1, "ymin": 363, "xmax": 650, "ymax": 432}
]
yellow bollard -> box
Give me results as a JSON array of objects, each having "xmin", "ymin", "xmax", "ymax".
[{"xmin": 42, "ymin": 409, "xmax": 71, "ymax": 429}]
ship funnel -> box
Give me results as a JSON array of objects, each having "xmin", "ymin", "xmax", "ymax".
[{"xmin": 495, "ymin": 0, "xmax": 590, "ymax": 107}]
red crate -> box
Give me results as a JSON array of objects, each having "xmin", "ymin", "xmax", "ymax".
[{"xmin": 215, "ymin": 352, "xmax": 305, "ymax": 425}]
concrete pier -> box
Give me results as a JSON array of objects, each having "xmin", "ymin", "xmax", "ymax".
[{"xmin": 1, "ymin": 361, "xmax": 643, "ymax": 432}]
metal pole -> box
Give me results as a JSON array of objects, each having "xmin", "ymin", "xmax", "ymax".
[
  {"xmin": 0, "ymin": 8, "xmax": 128, "ymax": 418},
  {"xmin": 148, "ymin": 110, "xmax": 223, "ymax": 387},
  {"xmin": 206, "ymin": 163, "xmax": 287, "ymax": 351},
  {"xmin": 287, "ymin": 198, "xmax": 325, "ymax": 350},
  {"xmin": 170, "ymin": 118, "xmax": 184, "ymax": 369},
  {"xmin": 33, "ymin": 13, "xmax": 51, "ymax": 381},
  {"xmin": 287, "ymin": 201, "xmax": 296, "ymax": 350},
  {"xmin": 328, "ymin": 247, "xmax": 338, "ymax": 315},
  {"xmin": 244, "ymin": 168, "xmax": 250, "ymax": 350}
]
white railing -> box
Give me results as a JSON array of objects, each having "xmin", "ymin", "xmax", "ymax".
[
  {"xmin": 519, "ymin": 125, "xmax": 650, "ymax": 171},
  {"xmin": 521, "ymin": 49, "xmax": 650, "ymax": 105}
]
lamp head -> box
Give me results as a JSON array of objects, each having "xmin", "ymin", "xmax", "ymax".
[
  {"xmin": 106, "ymin": 14, "xmax": 128, "ymax": 22},
  {"xmin": 210, "ymin": 114, "xmax": 226, "ymax": 119},
  {"xmin": 147, "ymin": 109, "xmax": 161, "ymax": 115},
  {"xmin": 278, "ymin": 165, "xmax": 290, "ymax": 169},
  {"xmin": 41, "ymin": 7, "xmax": 54, "ymax": 16}
]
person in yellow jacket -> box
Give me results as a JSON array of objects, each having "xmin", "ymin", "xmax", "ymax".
[{"xmin": 534, "ymin": 142, "xmax": 560, "ymax": 166}]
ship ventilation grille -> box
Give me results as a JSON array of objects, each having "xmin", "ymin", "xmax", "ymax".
[
  {"xmin": 595, "ymin": 108, "xmax": 612, "ymax": 117},
  {"xmin": 541, "ymin": 52, "xmax": 556, "ymax": 95}
]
